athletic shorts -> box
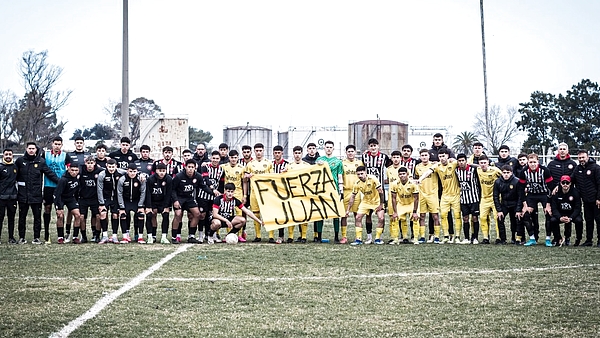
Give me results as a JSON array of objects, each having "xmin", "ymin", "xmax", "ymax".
[
  {"xmin": 79, "ymin": 198, "xmax": 99, "ymax": 218},
  {"xmin": 102, "ymin": 199, "xmax": 120, "ymax": 214},
  {"xmin": 357, "ymin": 202, "xmax": 380, "ymax": 215},
  {"xmin": 181, "ymin": 199, "xmax": 199, "ymax": 212},
  {"xmin": 150, "ymin": 202, "xmax": 170, "ymax": 212},
  {"xmin": 43, "ymin": 187, "xmax": 55, "ymax": 206},
  {"xmin": 122, "ymin": 201, "xmax": 141, "ymax": 214},
  {"xmin": 58, "ymin": 199, "xmax": 79, "ymax": 212},
  {"xmin": 197, "ymin": 199, "xmax": 212, "ymax": 214},
  {"xmin": 419, "ymin": 194, "xmax": 439, "ymax": 214},
  {"xmin": 461, "ymin": 202, "xmax": 480, "ymax": 216},
  {"xmin": 344, "ymin": 190, "xmax": 361, "ymax": 214}
]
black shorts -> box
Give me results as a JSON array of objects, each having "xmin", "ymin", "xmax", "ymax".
[
  {"xmin": 244, "ymin": 195, "xmax": 250, "ymax": 208},
  {"xmin": 179, "ymin": 200, "xmax": 198, "ymax": 211},
  {"xmin": 58, "ymin": 199, "xmax": 79, "ymax": 212},
  {"xmin": 43, "ymin": 187, "xmax": 55, "ymax": 205},
  {"xmin": 461, "ymin": 202, "xmax": 480, "ymax": 216},
  {"xmin": 79, "ymin": 198, "xmax": 99, "ymax": 218},
  {"xmin": 197, "ymin": 199, "xmax": 212, "ymax": 214},
  {"xmin": 122, "ymin": 201, "xmax": 141, "ymax": 213},
  {"xmin": 150, "ymin": 202, "xmax": 171, "ymax": 211},
  {"xmin": 103, "ymin": 199, "xmax": 120, "ymax": 214},
  {"xmin": 525, "ymin": 194, "xmax": 547, "ymax": 209}
]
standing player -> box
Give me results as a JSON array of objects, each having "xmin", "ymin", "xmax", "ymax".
[
  {"xmin": 518, "ymin": 153, "xmax": 553, "ymax": 247},
  {"xmin": 0, "ymin": 149, "xmax": 18, "ymax": 244},
  {"xmin": 496, "ymin": 145, "xmax": 518, "ymax": 172},
  {"xmin": 68, "ymin": 136, "xmax": 89, "ymax": 169},
  {"xmin": 244, "ymin": 143, "xmax": 273, "ymax": 242},
  {"xmin": 198, "ymin": 151, "xmax": 225, "ymax": 243},
  {"xmin": 222, "ymin": 149, "xmax": 247, "ymax": 242},
  {"xmin": 97, "ymin": 159, "xmax": 126, "ymax": 244},
  {"xmin": 208, "ymin": 183, "xmax": 264, "ymax": 244},
  {"xmin": 476, "ymin": 155, "xmax": 502, "ymax": 244},
  {"xmin": 54, "ymin": 165, "xmax": 82, "ymax": 244},
  {"xmin": 415, "ymin": 149, "xmax": 440, "ymax": 243},
  {"xmin": 455, "ymin": 153, "xmax": 481, "ymax": 244},
  {"xmin": 217, "ymin": 143, "xmax": 230, "ymax": 165},
  {"xmin": 428, "ymin": 133, "xmax": 455, "ymax": 162},
  {"xmin": 302, "ymin": 142, "xmax": 320, "ymax": 165},
  {"xmin": 144, "ymin": 163, "xmax": 173, "ymax": 244},
  {"xmin": 193, "ymin": 143, "xmax": 210, "ymax": 166},
  {"xmin": 116, "ymin": 163, "xmax": 147, "ymax": 244},
  {"xmin": 493, "ymin": 165, "xmax": 521, "ymax": 244},
  {"xmin": 385, "ymin": 150, "xmax": 405, "ymax": 243},
  {"xmin": 95, "ymin": 144, "xmax": 109, "ymax": 169},
  {"xmin": 271, "ymin": 145, "xmax": 291, "ymax": 243},
  {"xmin": 152, "ymin": 146, "xmax": 182, "ymax": 177},
  {"xmin": 400, "ymin": 144, "xmax": 419, "ymax": 178},
  {"xmin": 361, "ymin": 138, "xmax": 391, "ymax": 243},
  {"xmin": 346, "ymin": 166, "xmax": 385, "ymax": 245},
  {"xmin": 570, "ymin": 149, "xmax": 600, "ymax": 247},
  {"xmin": 239, "ymin": 145, "xmax": 254, "ymax": 240},
  {"xmin": 316, "ymin": 141, "xmax": 344, "ymax": 243},
  {"xmin": 288, "ymin": 146, "xmax": 312, "ymax": 243},
  {"xmin": 341, "ymin": 144, "xmax": 364, "ymax": 244},
  {"xmin": 78, "ymin": 156, "xmax": 104, "ymax": 242},
  {"xmin": 390, "ymin": 167, "xmax": 419, "ymax": 244},
  {"xmin": 43, "ymin": 136, "xmax": 72, "ymax": 242},
  {"xmin": 109, "ymin": 137, "xmax": 138, "ymax": 170},
  {"xmin": 135, "ymin": 144, "xmax": 154, "ymax": 178}
]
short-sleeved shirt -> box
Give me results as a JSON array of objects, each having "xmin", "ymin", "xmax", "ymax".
[{"xmin": 351, "ymin": 175, "xmax": 381, "ymax": 206}]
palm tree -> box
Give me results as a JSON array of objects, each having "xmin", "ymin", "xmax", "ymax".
[{"xmin": 452, "ymin": 131, "xmax": 479, "ymax": 156}]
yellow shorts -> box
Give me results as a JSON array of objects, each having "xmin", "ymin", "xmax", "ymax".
[
  {"xmin": 419, "ymin": 194, "xmax": 439, "ymax": 214},
  {"xmin": 358, "ymin": 202, "xmax": 380, "ymax": 215},
  {"xmin": 344, "ymin": 190, "xmax": 361, "ymax": 213}
]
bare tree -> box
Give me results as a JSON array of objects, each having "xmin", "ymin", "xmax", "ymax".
[
  {"xmin": 107, "ymin": 97, "xmax": 162, "ymax": 145},
  {"xmin": 473, "ymin": 105, "xmax": 520, "ymax": 154},
  {"xmin": 0, "ymin": 90, "xmax": 18, "ymax": 149},
  {"xmin": 10, "ymin": 50, "xmax": 71, "ymax": 146}
]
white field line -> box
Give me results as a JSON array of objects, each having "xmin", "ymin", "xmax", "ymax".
[
  {"xmin": 48, "ymin": 244, "xmax": 190, "ymax": 338},
  {"xmin": 10, "ymin": 263, "xmax": 596, "ymax": 285}
]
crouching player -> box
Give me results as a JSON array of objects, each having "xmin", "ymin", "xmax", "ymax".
[
  {"xmin": 207, "ymin": 183, "xmax": 263, "ymax": 244},
  {"xmin": 54, "ymin": 165, "xmax": 82, "ymax": 244},
  {"xmin": 346, "ymin": 166, "xmax": 385, "ymax": 245},
  {"xmin": 117, "ymin": 163, "xmax": 146, "ymax": 243},
  {"xmin": 390, "ymin": 167, "xmax": 419, "ymax": 244}
]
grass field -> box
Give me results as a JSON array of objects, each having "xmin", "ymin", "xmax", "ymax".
[{"xmin": 1, "ymin": 216, "xmax": 600, "ymax": 338}]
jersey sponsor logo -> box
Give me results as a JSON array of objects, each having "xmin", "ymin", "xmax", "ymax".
[
  {"xmin": 183, "ymin": 185, "xmax": 194, "ymax": 192},
  {"xmin": 152, "ymin": 187, "xmax": 163, "ymax": 195}
]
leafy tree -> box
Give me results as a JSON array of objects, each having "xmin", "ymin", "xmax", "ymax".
[
  {"xmin": 9, "ymin": 50, "xmax": 71, "ymax": 146},
  {"xmin": 108, "ymin": 97, "xmax": 162, "ymax": 145},
  {"xmin": 452, "ymin": 131, "xmax": 479, "ymax": 156},
  {"xmin": 189, "ymin": 126, "xmax": 213, "ymax": 149},
  {"xmin": 517, "ymin": 91, "xmax": 558, "ymax": 153},
  {"xmin": 473, "ymin": 105, "xmax": 520, "ymax": 154},
  {"xmin": 71, "ymin": 123, "xmax": 116, "ymax": 141},
  {"xmin": 556, "ymin": 79, "xmax": 600, "ymax": 152}
]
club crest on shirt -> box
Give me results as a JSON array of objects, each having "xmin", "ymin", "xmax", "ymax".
[
  {"xmin": 509, "ymin": 184, "xmax": 514, "ymax": 189},
  {"xmin": 162, "ymin": 181, "xmax": 166, "ymax": 186},
  {"xmin": 569, "ymin": 196, "xmax": 574, "ymax": 201},
  {"xmin": 192, "ymin": 179, "xmax": 197, "ymax": 183},
  {"xmin": 133, "ymin": 182, "xmax": 138, "ymax": 187},
  {"xmin": 128, "ymin": 156, "xmax": 132, "ymax": 161},
  {"xmin": 587, "ymin": 170, "xmax": 591, "ymax": 175},
  {"xmin": 568, "ymin": 164, "xmax": 574, "ymax": 169}
]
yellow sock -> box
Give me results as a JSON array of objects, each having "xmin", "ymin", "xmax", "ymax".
[
  {"xmin": 413, "ymin": 224, "xmax": 420, "ymax": 240},
  {"xmin": 375, "ymin": 227, "xmax": 383, "ymax": 239},
  {"xmin": 441, "ymin": 222, "xmax": 449, "ymax": 238},
  {"xmin": 516, "ymin": 235, "xmax": 522, "ymax": 242},
  {"xmin": 390, "ymin": 219, "xmax": 399, "ymax": 240},
  {"xmin": 355, "ymin": 227, "xmax": 362, "ymax": 240},
  {"xmin": 400, "ymin": 221, "xmax": 409, "ymax": 240},
  {"xmin": 341, "ymin": 225, "xmax": 347, "ymax": 238},
  {"xmin": 254, "ymin": 220, "xmax": 261, "ymax": 239},
  {"xmin": 287, "ymin": 225, "xmax": 295, "ymax": 239},
  {"xmin": 419, "ymin": 226, "xmax": 426, "ymax": 239},
  {"xmin": 434, "ymin": 225, "xmax": 441, "ymax": 238},
  {"xmin": 301, "ymin": 223, "xmax": 308, "ymax": 239},
  {"xmin": 481, "ymin": 222, "xmax": 489, "ymax": 239},
  {"xmin": 268, "ymin": 230, "xmax": 275, "ymax": 239}
]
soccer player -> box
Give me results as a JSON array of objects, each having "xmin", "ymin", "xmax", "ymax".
[
  {"xmin": 78, "ymin": 156, "xmax": 104, "ymax": 242},
  {"xmin": 361, "ymin": 138, "xmax": 391, "ymax": 243},
  {"xmin": 517, "ymin": 153, "xmax": 553, "ymax": 247},
  {"xmin": 43, "ymin": 136, "xmax": 72, "ymax": 242},
  {"xmin": 239, "ymin": 145, "xmax": 254, "ymax": 239},
  {"xmin": 54, "ymin": 165, "xmax": 82, "ymax": 244},
  {"xmin": 570, "ymin": 149, "xmax": 600, "ymax": 247},
  {"xmin": 288, "ymin": 146, "xmax": 312, "ymax": 243},
  {"xmin": 0, "ymin": 149, "xmax": 18, "ymax": 244},
  {"xmin": 341, "ymin": 144, "xmax": 364, "ymax": 244},
  {"xmin": 244, "ymin": 143, "xmax": 273, "ymax": 242},
  {"xmin": 493, "ymin": 165, "xmax": 520, "ymax": 244},
  {"xmin": 95, "ymin": 144, "xmax": 109, "ymax": 169},
  {"xmin": 455, "ymin": 153, "xmax": 481, "ymax": 244},
  {"xmin": 208, "ymin": 183, "xmax": 264, "ymax": 244},
  {"xmin": 135, "ymin": 144, "xmax": 154, "ymax": 178},
  {"xmin": 400, "ymin": 144, "xmax": 419, "ymax": 178},
  {"xmin": 222, "ymin": 149, "xmax": 247, "ymax": 242},
  {"xmin": 171, "ymin": 159, "xmax": 212, "ymax": 244},
  {"xmin": 422, "ymin": 148, "xmax": 462, "ymax": 243},
  {"xmin": 302, "ymin": 142, "xmax": 320, "ymax": 165},
  {"xmin": 117, "ymin": 163, "xmax": 147, "ymax": 243},
  {"xmin": 546, "ymin": 142, "xmax": 577, "ymax": 244},
  {"xmin": 68, "ymin": 136, "xmax": 90, "ymax": 169},
  {"xmin": 152, "ymin": 146, "xmax": 182, "ymax": 177},
  {"xmin": 198, "ymin": 151, "xmax": 225, "ymax": 243},
  {"xmin": 390, "ymin": 167, "xmax": 419, "ymax": 244},
  {"xmin": 346, "ymin": 166, "xmax": 385, "ymax": 245},
  {"xmin": 385, "ymin": 150, "xmax": 405, "ymax": 243},
  {"xmin": 476, "ymin": 154, "xmax": 502, "ymax": 244},
  {"xmin": 550, "ymin": 175, "xmax": 583, "ymax": 247},
  {"xmin": 316, "ymin": 141, "xmax": 344, "ymax": 243},
  {"xmin": 109, "ymin": 137, "xmax": 138, "ymax": 170},
  {"xmin": 271, "ymin": 145, "xmax": 291, "ymax": 243},
  {"xmin": 496, "ymin": 145, "xmax": 518, "ymax": 173},
  {"xmin": 469, "ymin": 142, "xmax": 490, "ymax": 165},
  {"xmin": 97, "ymin": 159, "xmax": 126, "ymax": 244},
  {"xmin": 144, "ymin": 163, "xmax": 173, "ymax": 244},
  {"xmin": 415, "ymin": 149, "xmax": 440, "ymax": 243},
  {"xmin": 218, "ymin": 143, "xmax": 230, "ymax": 165}
]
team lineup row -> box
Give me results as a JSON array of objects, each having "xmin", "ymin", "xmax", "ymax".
[{"xmin": 1, "ymin": 134, "xmax": 600, "ymax": 247}]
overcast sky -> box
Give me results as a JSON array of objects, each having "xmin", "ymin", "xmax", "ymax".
[{"xmin": 1, "ymin": 0, "xmax": 599, "ymax": 146}]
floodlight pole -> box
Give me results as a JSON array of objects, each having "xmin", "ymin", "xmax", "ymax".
[
  {"xmin": 480, "ymin": 0, "xmax": 489, "ymax": 130},
  {"xmin": 121, "ymin": 0, "xmax": 129, "ymax": 138}
]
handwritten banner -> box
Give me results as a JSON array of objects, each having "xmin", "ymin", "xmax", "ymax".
[{"xmin": 251, "ymin": 165, "xmax": 344, "ymax": 231}]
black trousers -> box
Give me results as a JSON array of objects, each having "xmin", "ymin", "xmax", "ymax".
[
  {"xmin": 550, "ymin": 215, "xmax": 583, "ymax": 241},
  {"xmin": 0, "ymin": 199, "xmax": 17, "ymax": 239},
  {"xmin": 18, "ymin": 202, "xmax": 42, "ymax": 239},
  {"xmin": 582, "ymin": 201, "xmax": 600, "ymax": 241},
  {"xmin": 497, "ymin": 205, "xmax": 518, "ymax": 242}
]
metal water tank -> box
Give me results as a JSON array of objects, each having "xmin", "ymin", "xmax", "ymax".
[
  {"xmin": 223, "ymin": 125, "xmax": 272, "ymax": 152},
  {"xmin": 348, "ymin": 120, "xmax": 409, "ymax": 155}
]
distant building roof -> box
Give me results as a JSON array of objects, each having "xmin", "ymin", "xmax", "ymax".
[{"xmin": 349, "ymin": 119, "xmax": 408, "ymax": 126}]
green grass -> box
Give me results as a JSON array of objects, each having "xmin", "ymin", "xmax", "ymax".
[{"xmin": 1, "ymin": 215, "xmax": 600, "ymax": 337}]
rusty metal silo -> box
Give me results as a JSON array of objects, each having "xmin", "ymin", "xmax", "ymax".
[{"xmin": 348, "ymin": 119, "xmax": 408, "ymax": 155}]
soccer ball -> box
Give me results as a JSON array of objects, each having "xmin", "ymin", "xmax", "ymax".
[{"xmin": 225, "ymin": 233, "xmax": 238, "ymax": 244}]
